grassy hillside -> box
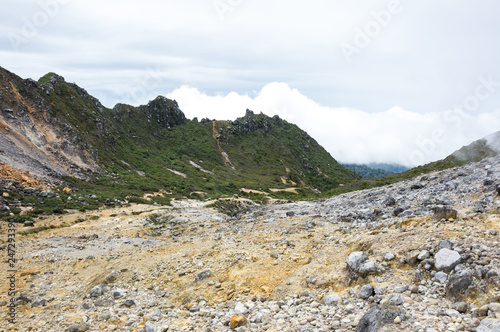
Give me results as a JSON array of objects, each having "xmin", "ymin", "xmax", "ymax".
[{"xmin": 32, "ymin": 73, "xmax": 359, "ymax": 199}]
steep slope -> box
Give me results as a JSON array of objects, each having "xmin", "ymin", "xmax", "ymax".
[
  {"xmin": 0, "ymin": 67, "xmax": 358, "ymax": 201},
  {"xmin": 0, "ymin": 68, "xmax": 101, "ymax": 181}
]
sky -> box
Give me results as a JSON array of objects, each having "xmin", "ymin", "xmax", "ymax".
[{"xmin": 2, "ymin": 0, "xmax": 500, "ymax": 167}]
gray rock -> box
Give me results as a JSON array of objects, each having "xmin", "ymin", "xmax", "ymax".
[
  {"xmin": 439, "ymin": 239, "xmax": 454, "ymax": 249},
  {"xmin": 145, "ymin": 321, "xmax": 157, "ymax": 332},
  {"xmin": 24, "ymin": 220, "xmax": 34, "ymax": 227},
  {"xmin": 417, "ymin": 250, "xmax": 430, "ymax": 260},
  {"xmin": 433, "ymin": 206, "xmax": 458, "ymax": 220},
  {"xmin": 476, "ymin": 318, "xmax": 500, "ymax": 332},
  {"xmin": 189, "ymin": 305, "xmax": 200, "ymax": 312},
  {"xmin": 346, "ymin": 251, "xmax": 367, "ymax": 271},
  {"xmin": 435, "ymin": 248, "xmax": 461, "ymax": 272},
  {"xmin": 446, "ymin": 269, "xmax": 473, "ymax": 298},
  {"xmin": 356, "ymin": 305, "xmax": 403, "ymax": 332},
  {"xmin": 383, "ymin": 196, "xmax": 396, "ymax": 206},
  {"xmin": 67, "ymin": 323, "xmax": 90, "ymax": 332},
  {"xmin": 452, "ymin": 302, "xmax": 469, "ymax": 313},
  {"xmin": 322, "ymin": 293, "xmax": 341, "ymax": 306},
  {"xmin": 120, "ymin": 299, "xmax": 135, "ymax": 308},
  {"xmin": 406, "ymin": 250, "xmax": 420, "ymax": 266},
  {"xmin": 435, "ymin": 271, "xmax": 449, "ymax": 283},
  {"xmin": 111, "ymin": 288, "xmax": 127, "ymax": 299},
  {"xmin": 384, "ymin": 253, "xmax": 395, "ymax": 261},
  {"xmin": 487, "ymin": 269, "xmax": 499, "ymax": 278},
  {"xmin": 381, "ymin": 293, "xmax": 403, "ymax": 306},
  {"xmin": 234, "ymin": 302, "xmax": 247, "ymax": 315},
  {"xmin": 358, "ymin": 260, "xmax": 376, "ymax": 277},
  {"xmin": 195, "ymin": 269, "xmax": 211, "ymax": 281},
  {"xmin": 89, "ymin": 285, "xmax": 103, "ymax": 298},
  {"xmin": 489, "ymin": 303, "xmax": 500, "ymax": 312},
  {"xmin": 31, "ymin": 298, "xmax": 47, "ymax": 308},
  {"xmin": 393, "ymin": 207, "xmax": 405, "ymax": 216},
  {"xmin": 94, "ymin": 299, "xmax": 114, "ymax": 307},
  {"xmin": 358, "ymin": 284, "xmax": 374, "ymax": 299}
]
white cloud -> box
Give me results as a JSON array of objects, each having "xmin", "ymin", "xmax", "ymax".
[{"xmin": 168, "ymin": 83, "xmax": 500, "ymax": 167}]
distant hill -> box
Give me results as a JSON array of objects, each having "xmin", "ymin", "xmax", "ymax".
[
  {"xmin": 342, "ymin": 163, "xmax": 408, "ymax": 178},
  {"xmin": 383, "ymin": 130, "xmax": 500, "ymax": 180}
]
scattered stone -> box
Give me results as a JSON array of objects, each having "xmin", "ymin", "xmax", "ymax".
[
  {"xmin": 111, "ymin": 288, "xmax": 127, "ymax": 299},
  {"xmin": 406, "ymin": 250, "xmax": 420, "ymax": 266},
  {"xmin": 439, "ymin": 239, "xmax": 454, "ymax": 249},
  {"xmin": 31, "ymin": 298, "xmax": 47, "ymax": 308},
  {"xmin": 120, "ymin": 299, "xmax": 135, "ymax": 308},
  {"xmin": 67, "ymin": 323, "xmax": 90, "ymax": 332},
  {"xmin": 144, "ymin": 321, "xmax": 157, "ymax": 332},
  {"xmin": 322, "ymin": 293, "xmax": 341, "ymax": 306},
  {"xmin": 230, "ymin": 315, "xmax": 247, "ymax": 328},
  {"xmin": 195, "ymin": 269, "xmax": 211, "ymax": 281},
  {"xmin": 89, "ymin": 285, "xmax": 103, "ymax": 298},
  {"xmin": 417, "ymin": 250, "xmax": 430, "ymax": 261},
  {"xmin": 381, "ymin": 293, "xmax": 403, "ymax": 306},
  {"xmin": 383, "ymin": 196, "xmax": 396, "ymax": 206},
  {"xmin": 23, "ymin": 220, "xmax": 34, "ymax": 227},
  {"xmin": 435, "ymin": 271, "xmax": 448, "ymax": 283},
  {"xmin": 384, "ymin": 253, "xmax": 395, "ymax": 261}
]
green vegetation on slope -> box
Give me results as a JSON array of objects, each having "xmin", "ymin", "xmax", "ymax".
[{"xmin": 30, "ymin": 74, "xmax": 360, "ymax": 200}]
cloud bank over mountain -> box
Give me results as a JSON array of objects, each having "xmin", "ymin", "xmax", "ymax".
[{"xmin": 168, "ymin": 83, "xmax": 500, "ymax": 167}]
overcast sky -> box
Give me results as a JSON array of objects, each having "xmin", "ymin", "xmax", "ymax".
[{"xmin": 2, "ymin": 0, "xmax": 500, "ymax": 166}]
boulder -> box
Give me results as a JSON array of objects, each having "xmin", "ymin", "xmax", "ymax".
[
  {"xmin": 476, "ymin": 318, "xmax": 500, "ymax": 332},
  {"xmin": 356, "ymin": 305, "xmax": 404, "ymax": 332},
  {"xmin": 446, "ymin": 269, "xmax": 473, "ymax": 298},
  {"xmin": 433, "ymin": 206, "xmax": 458, "ymax": 220},
  {"xmin": 435, "ymin": 248, "xmax": 461, "ymax": 272},
  {"xmin": 358, "ymin": 284, "xmax": 375, "ymax": 299},
  {"xmin": 358, "ymin": 261, "xmax": 376, "ymax": 277},
  {"xmin": 346, "ymin": 251, "xmax": 367, "ymax": 271}
]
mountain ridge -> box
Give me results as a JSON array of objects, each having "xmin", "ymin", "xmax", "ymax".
[{"xmin": 0, "ymin": 66, "xmax": 359, "ymax": 207}]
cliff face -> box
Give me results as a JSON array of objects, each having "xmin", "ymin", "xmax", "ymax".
[{"xmin": 0, "ymin": 68, "xmax": 101, "ymax": 181}]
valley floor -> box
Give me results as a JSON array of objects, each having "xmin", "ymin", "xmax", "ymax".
[{"xmin": 1, "ymin": 157, "xmax": 500, "ymax": 332}]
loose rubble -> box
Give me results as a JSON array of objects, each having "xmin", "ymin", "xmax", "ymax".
[{"xmin": 1, "ymin": 156, "xmax": 499, "ymax": 331}]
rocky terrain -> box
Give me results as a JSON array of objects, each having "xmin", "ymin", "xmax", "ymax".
[{"xmin": 1, "ymin": 156, "xmax": 499, "ymax": 332}]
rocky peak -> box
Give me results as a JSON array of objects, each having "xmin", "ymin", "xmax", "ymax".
[
  {"xmin": 142, "ymin": 96, "xmax": 186, "ymax": 130},
  {"xmin": 228, "ymin": 109, "xmax": 285, "ymax": 136}
]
